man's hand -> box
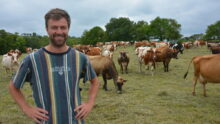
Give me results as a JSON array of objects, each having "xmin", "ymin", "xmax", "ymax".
[
  {"xmin": 74, "ymin": 102, "xmax": 94, "ymax": 120},
  {"xmin": 23, "ymin": 106, "xmax": 49, "ymax": 124}
]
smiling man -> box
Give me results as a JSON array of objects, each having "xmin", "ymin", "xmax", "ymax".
[{"xmin": 9, "ymin": 8, "xmax": 99, "ymax": 124}]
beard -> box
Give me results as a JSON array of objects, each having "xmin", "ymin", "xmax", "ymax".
[{"xmin": 50, "ymin": 33, "xmax": 68, "ymax": 48}]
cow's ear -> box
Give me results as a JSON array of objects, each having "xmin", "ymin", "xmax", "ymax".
[{"xmin": 123, "ymin": 80, "xmax": 127, "ymax": 82}]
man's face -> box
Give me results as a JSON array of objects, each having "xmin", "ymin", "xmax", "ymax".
[{"xmin": 46, "ymin": 18, "xmax": 69, "ymax": 47}]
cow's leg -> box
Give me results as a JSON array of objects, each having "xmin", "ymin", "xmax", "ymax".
[
  {"xmin": 120, "ymin": 64, "xmax": 124, "ymax": 74},
  {"xmin": 139, "ymin": 61, "xmax": 142, "ymax": 72},
  {"xmin": 125, "ymin": 64, "xmax": 128, "ymax": 74},
  {"xmin": 166, "ymin": 62, "xmax": 169, "ymax": 72},
  {"xmin": 150, "ymin": 63, "xmax": 155, "ymax": 76},
  {"xmin": 145, "ymin": 64, "xmax": 149, "ymax": 70},
  {"xmin": 102, "ymin": 74, "xmax": 108, "ymax": 91},
  {"xmin": 192, "ymin": 76, "xmax": 198, "ymax": 96},
  {"xmin": 202, "ymin": 82, "xmax": 207, "ymax": 97},
  {"xmin": 163, "ymin": 61, "xmax": 166, "ymax": 72},
  {"xmin": 5, "ymin": 69, "xmax": 9, "ymax": 73}
]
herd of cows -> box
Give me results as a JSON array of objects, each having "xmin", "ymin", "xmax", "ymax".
[{"xmin": 1, "ymin": 40, "xmax": 220, "ymax": 95}]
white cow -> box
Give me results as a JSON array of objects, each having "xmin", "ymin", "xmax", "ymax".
[{"xmin": 2, "ymin": 51, "xmax": 21, "ymax": 73}]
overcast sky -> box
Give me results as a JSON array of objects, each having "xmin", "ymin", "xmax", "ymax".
[{"xmin": 0, "ymin": 0, "xmax": 220, "ymax": 37}]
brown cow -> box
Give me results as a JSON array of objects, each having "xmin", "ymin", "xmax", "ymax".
[
  {"xmin": 85, "ymin": 47, "xmax": 102, "ymax": 56},
  {"xmin": 153, "ymin": 46, "xmax": 178, "ymax": 72},
  {"xmin": 88, "ymin": 55, "xmax": 127, "ymax": 93},
  {"xmin": 184, "ymin": 54, "xmax": 220, "ymax": 96},
  {"xmin": 210, "ymin": 46, "xmax": 220, "ymax": 54},
  {"xmin": 118, "ymin": 51, "xmax": 129, "ymax": 74}
]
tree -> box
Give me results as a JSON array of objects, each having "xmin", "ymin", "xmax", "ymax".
[
  {"xmin": 16, "ymin": 36, "xmax": 27, "ymax": 52},
  {"xmin": 105, "ymin": 17, "xmax": 134, "ymax": 41},
  {"xmin": 81, "ymin": 26, "xmax": 105, "ymax": 45},
  {"xmin": 132, "ymin": 21, "xmax": 150, "ymax": 41},
  {"xmin": 189, "ymin": 34, "xmax": 204, "ymax": 41},
  {"xmin": 0, "ymin": 30, "xmax": 19, "ymax": 54},
  {"xmin": 179, "ymin": 34, "xmax": 204, "ymax": 43},
  {"xmin": 204, "ymin": 20, "xmax": 220, "ymax": 40},
  {"xmin": 165, "ymin": 19, "xmax": 182, "ymax": 40},
  {"xmin": 149, "ymin": 17, "xmax": 181, "ymax": 41},
  {"xmin": 67, "ymin": 36, "xmax": 81, "ymax": 46}
]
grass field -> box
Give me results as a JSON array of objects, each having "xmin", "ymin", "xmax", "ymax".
[{"xmin": 1, "ymin": 46, "xmax": 220, "ymax": 124}]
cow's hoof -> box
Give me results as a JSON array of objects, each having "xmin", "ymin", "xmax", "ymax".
[
  {"xmin": 192, "ymin": 92, "xmax": 196, "ymax": 96},
  {"xmin": 117, "ymin": 91, "xmax": 122, "ymax": 94}
]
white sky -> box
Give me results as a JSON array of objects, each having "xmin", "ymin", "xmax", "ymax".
[{"xmin": 0, "ymin": 0, "xmax": 220, "ymax": 37}]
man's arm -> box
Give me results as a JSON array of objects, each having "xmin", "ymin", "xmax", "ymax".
[
  {"xmin": 9, "ymin": 81, "xmax": 49, "ymax": 123},
  {"xmin": 75, "ymin": 77, "xmax": 100, "ymax": 120}
]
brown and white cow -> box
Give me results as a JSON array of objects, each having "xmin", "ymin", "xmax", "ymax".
[
  {"xmin": 194, "ymin": 40, "xmax": 207, "ymax": 47},
  {"xmin": 87, "ymin": 55, "xmax": 127, "ymax": 93},
  {"xmin": 2, "ymin": 50, "xmax": 22, "ymax": 73},
  {"xmin": 118, "ymin": 51, "xmax": 129, "ymax": 74},
  {"xmin": 103, "ymin": 44, "xmax": 116, "ymax": 52},
  {"xmin": 135, "ymin": 46, "xmax": 152, "ymax": 72},
  {"xmin": 143, "ymin": 48, "xmax": 156, "ymax": 76},
  {"xmin": 184, "ymin": 54, "xmax": 220, "ymax": 96}
]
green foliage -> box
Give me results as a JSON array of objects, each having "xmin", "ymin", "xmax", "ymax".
[
  {"xmin": 204, "ymin": 20, "xmax": 220, "ymax": 40},
  {"xmin": 179, "ymin": 34, "xmax": 205, "ymax": 43},
  {"xmin": 0, "ymin": 29, "xmax": 79, "ymax": 54},
  {"xmin": 132, "ymin": 21, "xmax": 150, "ymax": 41},
  {"xmin": 149, "ymin": 17, "xmax": 182, "ymax": 41},
  {"xmin": 67, "ymin": 36, "xmax": 81, "ymax": 46},
  {"xmin": 0, "ymin": 30, "xmax": 22, "ymax": 54},
  {"xmin": 81, "ymin": 26, "xmax": 105, "ymax": 45},
  {"xmin": 105, "ymin": 17, "xmax": 134, "ymax": 41}
]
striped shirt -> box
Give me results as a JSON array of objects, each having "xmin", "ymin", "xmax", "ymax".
[{"xmin": 12, "ymin": 47, "xmax": 96, "ymax": 124}]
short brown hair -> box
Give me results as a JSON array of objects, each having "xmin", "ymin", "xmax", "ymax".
[{"xmin": 44, "ymin": 8, "xmax": 71, "ymax": 28}]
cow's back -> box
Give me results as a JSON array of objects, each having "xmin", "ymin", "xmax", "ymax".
[
  {"xmin": 194, "ymin": 54, "xmax": 220, "ymax": 83},
  {"xmin": 88, "ymin": 55, "xmax": 114, "ymax": 74}
]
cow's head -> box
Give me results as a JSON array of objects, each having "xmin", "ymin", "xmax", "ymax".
[
  {"xmin": 169, "ymin": 48, "xmax": 179, "ymax": 59},
  {"xmin": 116, "ymin": 76, "xmax": 127, "ymax": 94},
  {"xmin": 7, "ymin": 51, "xmax": 19, "ymax": 65},
  {"xmin": 119, "ymin": 51, "xmax": 128, "ymax": 59}
]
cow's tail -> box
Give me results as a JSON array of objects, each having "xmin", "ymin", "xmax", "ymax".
[{"xmin": 184, "ymin": 57, "xmax": 195, "ymax": 79}]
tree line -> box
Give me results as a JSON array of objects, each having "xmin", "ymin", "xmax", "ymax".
[{"xmin": 0, "ymin": 16, "xmax": 220, "ymax": 55}]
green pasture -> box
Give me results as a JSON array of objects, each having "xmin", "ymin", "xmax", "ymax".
[{"xmin": 1, "ymin": 46, "xmax": 220, "ymax": 124}]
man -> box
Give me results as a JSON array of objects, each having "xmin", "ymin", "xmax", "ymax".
[{"xmin": 9, "ymin": 8, "xmax": 99, "ymax": 124}]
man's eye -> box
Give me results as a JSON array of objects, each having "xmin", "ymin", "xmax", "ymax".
[
  {"xmin": 61, "ymin": 27, "xmax": 67, "ymax": 30},
  {"xmin": 51, "ymin": 27, "xmax": 58, "ymax": 29}
]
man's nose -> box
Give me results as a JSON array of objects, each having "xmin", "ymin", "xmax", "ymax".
[{"xmin": 55, "ymin": 27, "xmax": 63, "ymax": 34}]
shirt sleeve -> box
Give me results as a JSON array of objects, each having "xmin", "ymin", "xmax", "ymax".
[
  {"xmin": 83, "ymin": 56, "xmax": 97, "ymax": 82},
  {"xmin": 11, "ymin": 56, "xmax": 32, "ymax": 89}
]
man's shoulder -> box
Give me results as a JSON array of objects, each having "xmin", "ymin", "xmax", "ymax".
[{"xmin": 70, "ymin": 48, "xmax": 87, "ymax": 58}]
